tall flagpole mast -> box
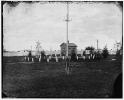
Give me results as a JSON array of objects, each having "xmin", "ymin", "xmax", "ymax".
[{"xmin": 64, "ymin": 2, "xmax": 71, "ymax": 57}]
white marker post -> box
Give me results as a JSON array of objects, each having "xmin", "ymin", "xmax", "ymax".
[
  {"xmin": 89, "ymin": 56, "xmax": 90, "ymax": 59},
  {"xmin": 28, "ymin": 57, "xmax": 29, "ymax": 61},
  {"xmin": 63, "ymin": 56, "xmax": 64, "ymax": 60},
  {"xmin": 93, "ymin": 55, "xmax": 94, "ymax": 59},
  {"xmin": 25, "ymin": 57, "xmax": 26, "ymax": 61},
  {"xmin": 47, "ymin": 58, "xmax": 49, "ymax": 62},
  {"xmin": 56, "ymin": 56, "xmax": 58, "ymax": 62},
  {"xmin": 77, "ymin": 56, "xmax": 78, "ymax": 60},
  {"xmin": 49, "ymin": 56, "xmax": 51, "ymax": 60},
  {"xmin": 32, "ymin": 58, "xmax": 34, "ymax": 62},
  {"xmin": 39, "ymin": 58, "xmax": 41, "ymax": 62}
]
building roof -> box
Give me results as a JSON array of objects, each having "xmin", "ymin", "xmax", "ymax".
[{"xmin": 60, "ymin": 43, "xmax": 77, "ymax": 47}]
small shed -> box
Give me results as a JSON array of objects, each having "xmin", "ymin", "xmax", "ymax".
[{"xmin": 60, "ymin": 41, "xmax": 77, "ymax": 56}]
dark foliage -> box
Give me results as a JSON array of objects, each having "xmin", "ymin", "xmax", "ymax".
[
  {"xmin": 28, "ymin": 51, "xmax": 32, "ymax": 58},
  {"xmin": 85, "ymin": 46, "xmax": 95, "ymax": 50},
  {"xmin": 102, "ymin": 46, "xmax": 109, "ymax": 58},
  {"xmin": 116, "ymin": 45, "xmax": 122, "ymax": 57},
  {"xmin": 83, "ymin": 51, "xmax": 86, "ymax": 56},
  {"xmin": 96, "ymin": 51, "xmax": 102, "ymax": 60},
  {"xmin": 116, "ymin": 50, "xmax": 121, "ymax": 56},
  {"xmin": 41, "ymin": 51, "xmax": 46, "ymax": 60}
]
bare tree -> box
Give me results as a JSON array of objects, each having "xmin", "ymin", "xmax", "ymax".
[{"xmin": 35, "ymin": 41, "xmax": 42, "ymax": 57}]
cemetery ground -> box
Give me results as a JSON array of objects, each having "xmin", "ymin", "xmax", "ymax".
[{"xmin": 2, "ymin": 55, "xmax": 122, "ymax": 98}]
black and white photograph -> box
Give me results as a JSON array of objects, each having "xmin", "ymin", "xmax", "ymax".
[{"xmin": 2, "ymin": 1, "xmax": 123, "ymax": 98}]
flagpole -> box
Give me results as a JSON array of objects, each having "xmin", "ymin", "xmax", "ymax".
[{"xmin": 66, "ymin": 3, "xmax": 69, "ymax": 57}]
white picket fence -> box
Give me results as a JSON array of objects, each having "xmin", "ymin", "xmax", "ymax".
[{"xmin": 3, "ymin": 49, "xmax": 116, "ymax": 57}]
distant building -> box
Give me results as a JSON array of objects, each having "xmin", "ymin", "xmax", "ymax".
[{"xmin": 60, "ymin": 41, "xmax": 77, "ymax": 56}]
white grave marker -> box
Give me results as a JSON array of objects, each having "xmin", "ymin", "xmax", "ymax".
[
  {"xmin": 49, "ymin": 56, "xmax": 51, "ymax": 60},
  {"xmin": 39, "ymin": 58, "xmax": 41, "ymax": 62},
  {"xmin": 28, "ymin": 57, "xmax": 29, "ymax": 61},
  {"xmin": 25, "ymin": 57, "xmax": 26, "ymax": 61},
  {"xmin": 32, "ymin": 58, "xmax": 34, "ymax": 62},
  {"xmin": 77, "ymin": 56, "xmax": 78, "ymax": 60},
  {"xmin": 63, "ymin": 56, "xmax": 64, "ymax": 60},
  {"xmin": 47, "ymin": 58, "xmax": 49, "ymax": 62},
  {"xmin": 93, "ymin": 55, "xmax": 94, "ymax": 59},
  {"xmin": 56, "ymin": 56, "xmax": 58, "ymax": 62},
  {"xmin": 89, "ymin": 56, "xmax": 90, "ymax": 59}
]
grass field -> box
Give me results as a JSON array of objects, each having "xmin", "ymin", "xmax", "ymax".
[{"xmin": 2, "ymin": 55, "xmax": 122, "ymax": 98}]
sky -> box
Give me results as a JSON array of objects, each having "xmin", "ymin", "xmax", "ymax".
[{"xmin": 3, "ymin": 2, "xmax": 122, "ymax": 51}]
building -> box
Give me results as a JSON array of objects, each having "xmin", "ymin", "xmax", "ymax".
[{"xmin": 60, "ymin": 41, "xmax": 77, "ymax": 56}]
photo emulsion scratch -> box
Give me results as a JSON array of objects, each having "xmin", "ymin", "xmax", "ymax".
[{"xmin": 2, "ymin": 1, "xmax": 122, "ymax": 98}]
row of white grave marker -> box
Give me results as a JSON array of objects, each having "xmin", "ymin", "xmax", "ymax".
[
  {"xmin": 25, "ymin": 54, "xmax": 96, "ymax": 63},
  {"xmin": 25, "ymin": 57, "xmax": 34, "ymax": 62}
]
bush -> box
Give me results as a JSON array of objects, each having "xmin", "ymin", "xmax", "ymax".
[
  {"xmin": 83, "ymin": 51, "xmax": 86, "ymax": 56},
  {"xmin": 41, "ymin": 51, "xmax": 46, "ymax": 61},
  {"xmin": 28, "ymin": 51, "xmax": 32, "ymax": 58},
  {"xmin": 102, "ymin": 46, "xmax": 109, "ymax": 58},
  {"xmin": 85, "ymin": 46, "xmax": 95, "ymax": 50}
]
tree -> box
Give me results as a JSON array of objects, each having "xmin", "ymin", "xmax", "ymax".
[
  {"xmin": 35, "ymin": 41, "xmax": 42, "ymax": 57},
  {"xmin": 85, "ymin": 46, "xmax": 95, "ymax": 50},
  {"xmin": 41, "ymin": 50, "xmax": 46, "ymax": 58},
  {"xmin": 83, "ymin": 51, "xmax": 86, "ymax": 56},
  {"xmin": 102, "ymin": 46, "xmax": 109, "ymax": 58},
  {"xmin": 85, "ymin": 46, "xmax": 95, "ymax": 54},
  {"xmin": 28, "ymin": 51, "xmax": 32, "ymax": 58},
  {"xmin": 114, "ymin": 41, "xmax": 121, "ymax": 52},
  {"xmin": 115, "ymin": 41, "xmax": 122, "ymax": 56}
]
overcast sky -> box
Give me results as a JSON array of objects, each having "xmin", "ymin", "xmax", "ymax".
[{"xmin": 3, "ymin": 2, "xmax": 122, "ymax": 51}]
